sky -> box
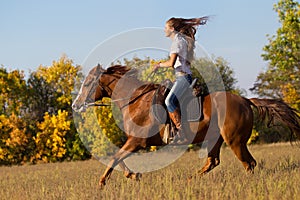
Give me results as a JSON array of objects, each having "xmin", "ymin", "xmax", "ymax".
[{"xmin": 0, "ymin": 0, "xmax": 280, "ymax": 96}]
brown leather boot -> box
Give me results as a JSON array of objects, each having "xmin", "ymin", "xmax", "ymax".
[{"xmin": 168, "ymin": 108, "xmax": 189, "ymax": 145}]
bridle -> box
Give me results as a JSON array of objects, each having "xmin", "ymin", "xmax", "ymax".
[{"xmin": 83, "ymin": 73, "xmax": 117, "ymax": 107}]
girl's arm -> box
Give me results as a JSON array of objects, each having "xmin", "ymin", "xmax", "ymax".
[{"xmin": 153, "ymin": 53, "xmax": 177, "ymax": 71}]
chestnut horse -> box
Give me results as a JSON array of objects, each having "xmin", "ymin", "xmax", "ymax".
[{"xmin": 72, "ymin": 64, "xmax": 300, "ymax": 187}]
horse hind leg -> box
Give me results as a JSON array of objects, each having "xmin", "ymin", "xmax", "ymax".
[
  {"xmin": 221, "ymin": 125, "xmax": 257, "ymax": 173},
  {"xmin": 230, "ymin": 142, "xmax": 257, "ymax": 173},
  {"xmin": 198, "ymin": 136, "xmax": 224, "ymax": 176}
]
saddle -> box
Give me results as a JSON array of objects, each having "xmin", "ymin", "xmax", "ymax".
[{"xmin": 151, "ymin": 79, "xmax": 203, "ymax": 143}]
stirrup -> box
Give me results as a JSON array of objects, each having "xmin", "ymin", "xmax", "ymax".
[{"xmin": 168, "ymin": 130, "xmax": 189, "ymax": 145}]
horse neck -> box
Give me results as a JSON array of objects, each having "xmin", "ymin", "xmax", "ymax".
[{"xmin": 108, "ymin": 75, "xmax": 144, "ymax": 108}]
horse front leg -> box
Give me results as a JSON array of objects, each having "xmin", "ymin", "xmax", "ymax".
[
  {"xmin": 119, "ymin": 161, "xmax": 142, "ymax": 181},
  {"xmin": 99, "ymin": 139, "xmax": 140, "ymax": 188}
]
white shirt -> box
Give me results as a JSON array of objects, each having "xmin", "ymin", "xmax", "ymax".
[{"xmin": 170, "ymin": 33, "xmax": 192, "ymax": 75}]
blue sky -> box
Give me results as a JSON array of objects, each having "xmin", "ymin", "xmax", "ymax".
[{"xmin": 0, "ymin": 0, "xmax": 280, "ymax": 96}]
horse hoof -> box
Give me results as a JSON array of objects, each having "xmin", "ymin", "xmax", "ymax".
[
  {"xmin": 197, "ymin": 170, "xmax": 208, "ymax": 177},
  {"xmin": 99, "ymin": 179, "xmax": 106, "ymax": 189},
  {"xmin": 131, "ymin": 173, "xmax": 142, "ymax": 181}
]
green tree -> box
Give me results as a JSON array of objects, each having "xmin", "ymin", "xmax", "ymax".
[
  {"xmin": 26, "ymin": 73, "xmax": 57, "ymax": 122},
  {"xmin": 251, "ymin": 0, "xmax": 299, "ymax": 110},
  {"xmin": 192, "ymin": 56, "xmax": 243, "ymax": 95},
  {"xmin": 249, "ymin": 0, "xmax": 299, "ymax": 144}
]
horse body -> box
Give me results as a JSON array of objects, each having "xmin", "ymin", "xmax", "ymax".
[{"xmin": 72, "ymin": 65, "xmax": 300, "ymax": 187}]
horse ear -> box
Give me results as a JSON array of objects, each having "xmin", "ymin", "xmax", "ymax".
[{"xmin": 96, "ymin": 63, "xmax": 105, "ymax": 73}]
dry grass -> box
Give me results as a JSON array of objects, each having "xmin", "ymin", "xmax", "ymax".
[{"xmin": 0, "ymin": 143, "xmax": 299, "ymax": 200}]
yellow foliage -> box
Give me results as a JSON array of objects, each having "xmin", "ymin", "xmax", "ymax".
[
  {"xmin": 280, "ymin": 83, "xmax": 300, "ymax": 110},
  {"xmin": 0, "ymin": 68, "xmax": 26, "ymax": 115},
  {"xmin": 36, "ymin": 55, "xmax": 81, "ymax": 106},
  {"xmin": 247, "ymin": 129, "xmax": 259, "ymax": 145},
  {"xmin": 0, "ymin": 113, "xmax": 28, "ymax": 164},
  {"xmin": 142, "ymin": 59, "xmax": 175, "ymax": 83},
  {"xmin": 0, "ymin": 148, "xmax": 4, "ymax": 160},
  {"xmin": 0, "ymin": 113, "xmax": 27, "ymax": 147},
  {"xmin": 34, "ymin": 110, "xmax": 71, "ymax": 162}
]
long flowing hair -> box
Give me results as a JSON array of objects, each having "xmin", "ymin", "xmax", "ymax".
[{"xmin": 167, "ymin": 17, "xmax": 209, "ymax": 62}]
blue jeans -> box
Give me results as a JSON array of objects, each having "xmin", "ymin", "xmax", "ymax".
[{"xmin": 165, "ymin": 74, "xmax": 192, "ymax": 112}]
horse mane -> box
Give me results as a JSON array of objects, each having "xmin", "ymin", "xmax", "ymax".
[
  {"xmin": 108, "ymin": 65, "xmax": 159, "ymax": 96},
  {"xmin": 105, "ymin": 65, "xmax": 135, "ymax": 76}
]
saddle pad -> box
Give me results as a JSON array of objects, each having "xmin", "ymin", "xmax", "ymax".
[
  {"xmin": 151, "ymin": 104, "xmax": 168, "ymax": 124},
  {"xmin": 184, "ymin": 97, "xmax": 202, "ymax": 122}
]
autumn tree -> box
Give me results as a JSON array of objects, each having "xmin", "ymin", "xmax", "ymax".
[
  {"xmin": 251, "ymin": 0, "xmax": 299, "ymax": 110},
  {"xmin": 36, "ymin": 55, "xmax": 82, "ymax": 110},
  {"xmin": 30, "ymin": 56, "xmax": 90, "ymax": 162},
  {"xmin": 0, "ymin": 68, "xmax": 32, "ymax": 164},
  {"xmin": 0, "ymin": 68, "xmax": 27, "ymax": 115}
]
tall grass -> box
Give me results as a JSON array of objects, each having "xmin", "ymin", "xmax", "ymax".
[{"xmin": 0, "ymin": 143, "xmax": 299, "ymax": 200}]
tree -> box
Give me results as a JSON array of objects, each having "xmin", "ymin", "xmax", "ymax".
[
  {"xmin": 251, "ymin": 0, "xmax": 299, "ymax": 110},
  {"xmin": 30, "ymin": 56, "xmax": 90, "ymax": 162},
  {"xmin": 36, "ymin": 55, "xmax": 82, "ymax": 110},
  {"xmin": 192, "ymin": 56, "xmax": 243, "ymax": 96},
  {"xmin": 0, "ymin": 56, "xmax": 91, "ymax": 165},
  {"xmin": 0, "ymin": 113, "xmax": 29, "ymax": 165},
  {"xmin": 0, "ymin": 68, "xmax": 27, "ymax": 115},
  {"xmin": 249, "ymin": 0, "xmax": 300, "ymax": 144},
  {"xmin": 26, "ymin": 73, "xmax": 58, "ymax": 122},
  {"xmin": 0, "ymin": 68, "xmax": 32, "ymax": 165}
]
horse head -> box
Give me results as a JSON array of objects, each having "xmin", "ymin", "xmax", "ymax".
[
  {"xmin": 72, "ymin": 64, "xmax": 105, "ymax": 112},
  {"xmin": 72, "ymin": 64, "xmax": 133, "ymax": 112}
]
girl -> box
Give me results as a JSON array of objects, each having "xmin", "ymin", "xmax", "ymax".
[{"xmin": 154, "ymin": 17, "xmax": 209, "ymax": 144}]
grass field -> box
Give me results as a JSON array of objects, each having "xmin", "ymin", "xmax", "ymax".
[{"xmin": 0, "ymin": 143, "xmax": 299, "ymax": 200}]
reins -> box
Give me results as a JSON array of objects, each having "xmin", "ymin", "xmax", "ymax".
[{"xmin": 86, "ymin": 69, "xmax": 167, "ymax": 109}]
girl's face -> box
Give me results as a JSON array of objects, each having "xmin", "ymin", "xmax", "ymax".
[{"xmin": 164, "ymin": 22, "xmax": 174, "ymax": 38}]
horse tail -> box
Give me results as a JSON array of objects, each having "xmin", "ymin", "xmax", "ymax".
[{"xmin": 248, "ymin": 98, "xmax": 300, "ymax": 143}]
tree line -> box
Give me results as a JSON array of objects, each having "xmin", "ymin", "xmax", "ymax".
[{"xmin": 0, "ymin": 0, "xmax": 298, "ymax": 165}]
